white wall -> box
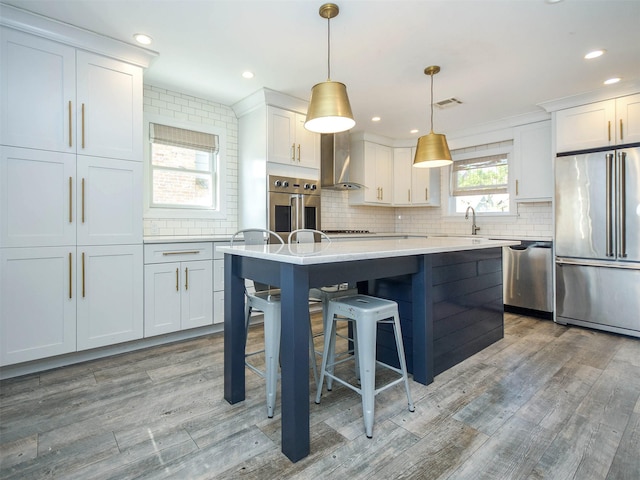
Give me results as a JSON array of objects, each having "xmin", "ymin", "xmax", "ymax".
[{"xmin": 142, "ymin": 85, "xmax": 239, "ymax": 236}]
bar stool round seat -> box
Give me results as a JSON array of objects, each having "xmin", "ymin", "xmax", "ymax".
[{"xmin": 315, "ymin": 294, "xmax": 415, "ymax": 438}]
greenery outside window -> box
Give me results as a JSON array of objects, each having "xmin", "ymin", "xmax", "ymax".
[
  {"xmin": 450, "ymin": 151, "xmax": 510, "ymax": 214},
  {"xmin": 149, "ymin": 122, "xmax": 218, "ymax": 210}
]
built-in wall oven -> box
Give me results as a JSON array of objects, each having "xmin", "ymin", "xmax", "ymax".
[{"xmin": 268, "ymin": 175, "xmax": 321, "ymax": 240}]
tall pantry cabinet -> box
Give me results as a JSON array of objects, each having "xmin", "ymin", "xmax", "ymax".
[{"xmin": 0, "ymin": 20, "xmax": 151, "ymax": 366}]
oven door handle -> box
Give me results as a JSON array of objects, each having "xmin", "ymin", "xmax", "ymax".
[{"xmin": 291, "ymin": 194, "xmax": 303, "ymax": 231}]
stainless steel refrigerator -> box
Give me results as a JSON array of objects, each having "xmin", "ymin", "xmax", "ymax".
[{"xmin": 555, "ymin": 144, "xmax": 640, "ymax": 338}]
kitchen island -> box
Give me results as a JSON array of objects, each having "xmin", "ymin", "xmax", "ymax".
[{"xmin": 219, "ymin": 236, "xmax": 519, "ymax": 462}]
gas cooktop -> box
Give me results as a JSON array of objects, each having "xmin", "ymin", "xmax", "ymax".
[{"xmin": 322, "ymin": 230, "xmax": 372, "ymax": 234}]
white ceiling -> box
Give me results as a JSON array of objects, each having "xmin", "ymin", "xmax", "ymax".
[{"xmin": 4, "ymin": 0, "xmax": 640, "ymax": 141}]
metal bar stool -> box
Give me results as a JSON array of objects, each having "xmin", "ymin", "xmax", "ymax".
[
  {"xmin": 288, "ymin": 229, "xmax": 358, "ymax": 386},
  {"xmin": 232, "ymin": 228, "xmax": 319, "ymax": 418},
  {"xmin": 315, "ymin": 294, "xmax": 415, "ymax": 438}
]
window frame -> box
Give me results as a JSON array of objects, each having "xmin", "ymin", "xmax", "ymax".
[
  {"xmin": 143, "ymin": 113, "xmax": 227, "ymax": 220},
  {"xmin": 446, "ymin": 145, "xmax": 515, "ymax": 216}
]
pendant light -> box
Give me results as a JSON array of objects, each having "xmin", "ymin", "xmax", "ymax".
[
  {"xmin": 413, "ymin": 66, "xmax": 452, "ymax": 168},
  {"xmin": 304, "ymin": 3, "xmax": 355, "ymax": 134}
]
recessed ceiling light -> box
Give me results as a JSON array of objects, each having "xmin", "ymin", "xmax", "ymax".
[
  {"xmin": 604, "ymin": 77, "xmax": 621, "ymax": 85},
  {"xmin": 585, "ymin": 49, "xmax": 606, "ymax": 60},
  {"xmin": 242, "ymin": 71, "xmax": 254, "ymax": 79},
  {"xmin": 371, "ymin": 116, "xmax": 381, "ymax": 122},
  {"xmin": 410, "ymin": 129, "xmax": 419, "ymax": 134},
  {"xmin": 133, "ymin": 33, "xmax": 152, "ymax": 45}
]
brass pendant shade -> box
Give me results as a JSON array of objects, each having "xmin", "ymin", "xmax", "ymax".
[
  {"xmin": 414, "ymin": 131, "xmax": 452, "ymax": 168},
  {"xmin": 304, "ymin": 3, "xmax": 355, "ymax": 134},
  {"xmin": 414, "ymin": 65, "xmax": 453, "ymax": 168},
  {"xmin": 305, "ymin": 80, "xmax": 355, "ymax": 133}
]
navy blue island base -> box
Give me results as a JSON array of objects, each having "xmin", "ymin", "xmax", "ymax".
[{"xmin": 221, "ymin": 238, "xmax": 515, "ymax": 462}]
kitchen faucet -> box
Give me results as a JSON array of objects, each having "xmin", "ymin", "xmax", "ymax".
[{"xmin": 465, "ymin": 206, "xmax": 480, "ymax": 235}]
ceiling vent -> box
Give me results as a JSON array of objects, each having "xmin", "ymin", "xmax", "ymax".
[{"xmin": 434, "ymin": 97, "xmax": 463, "ymax": 109}]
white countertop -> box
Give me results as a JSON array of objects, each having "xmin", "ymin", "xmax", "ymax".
[{"xmin": 217, "ymin": 237, "xmax": 520, "ymax": 265}]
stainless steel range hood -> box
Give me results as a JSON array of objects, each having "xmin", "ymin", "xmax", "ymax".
[{"xmin": 320, "ymin": 132, "xmax": 363, "ymax": 190}]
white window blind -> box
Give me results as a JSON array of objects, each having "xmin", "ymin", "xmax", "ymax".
[
  {"xmin": 451, "ymin": 153, "xmax": 508, "ymax": 196},
  {"xmin": 150, "ymin": 123, "xmax": 219, "ymax": 153}
]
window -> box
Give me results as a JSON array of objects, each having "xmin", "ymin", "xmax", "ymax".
[
  {"xmin": 149, "ymin": 122, "xmax": 219, "ymax": 210},
  {"xmin": 450, "ymin": 151, "xmax": 510, "ymax": 214}
]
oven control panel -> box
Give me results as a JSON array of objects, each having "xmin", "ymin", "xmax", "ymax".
[{"xmin": 268, "ymin": 175, "xmax": 320, "ymax": 195}]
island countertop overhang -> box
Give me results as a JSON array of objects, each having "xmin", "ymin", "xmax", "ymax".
[{"xmin": 217, "ymin": 237, "xmax": 520, "ymax": 265}]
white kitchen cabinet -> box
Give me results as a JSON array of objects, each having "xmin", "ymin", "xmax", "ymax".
[
  {"xmin": 76, "ymin": 156, "xmax": 143, "ymax": 245},
  {"xmin": 0, "ymin": 247, "xmax": 76, "ymax": 365},
  {"xmin": 392, "ymin": 147, "xmax": 440, "ymax": 206},
  {"xmin": 75, "ymin": 51, "xmax": 143, "ymax": 161},
  {"xmin": 616, "ymin": 94, "xmax": 640, "ymax": 145},
  {"xmin": 555, "ymin": 93, "xmax": 640, "ymax": 152},
  {"xmin": 1, "ymin": 24, "xmax": 146, "ymax": 366},
  {"xmin": 349, "ymin": 140, "xmax": 393, "ymax": 205},
  {"xmin": 1, "ymin": 147, "xmax": 76, "ymax": 247},
  {"xmin": 1, "ymin": 28, "xmax": 143, "ymax": 161},
  {"xmin": 76, "ymin": 245, "xmax": 143, "ymax": 350},
  {"xmin": 512, "ymin": 120, "xmax": 553, "ymax": 201},
  {"xmin": 1, "ymin": 28, "xmax": 76, "ymax": 153},
  {"xmin": 144, "ymin": 243, "xmax": 213, "ymax": 337},
  {"xmin": 267, "ymin": 106, "xmax": 319, "ymax": 169},
  {"xmin": 0, "ymin": 148, "xmax": 142, "ymax": 248}
]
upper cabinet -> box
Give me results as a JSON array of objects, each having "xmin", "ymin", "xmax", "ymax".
[
  {"xmin": 392, "ymin": 147, "xmax": 440, "ymax": 206},
  {"xmin": 512, "ymin": 120, "xmax": 553, "ymax": 202},
  {"xmin": 268, "ymin": 106, "xmax": 319, "ymax": 169},
  {"xmin": 1, "ymin": 28, "xmax": 143, "ymax": 161},
  {"xmin": 349, "ymin": 139, "xmax": 393, "ymax": 205},
  {"xmin": 555, "ymin": 93, "xmax": 640, "ymax": 152}
]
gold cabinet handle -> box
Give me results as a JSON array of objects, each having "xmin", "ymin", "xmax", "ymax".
[
  {"xmin": 82, "ymin": 251, "xmax": 85, "ymax": 298},
  {"xmin": 425, "ymin": 188, "xmax": 428, "ymax": 201},
  {"xmin": 608, "ymin": 121, "xmax": 611, "ymax": 142},
  {"xmin": 68, "ymin": 101, "xmax": 73, "ymax": 147},
  {"xmin": 291, "ymin": 143, "xmax": 295, "ymax": 161},
  {"xmin": 620, "ymin": 119, "xmax": 624, "ymax": 141},
  {"xmin": 408, "ymin": 189, "xmax": 411, "ymax": 202},
  {"xmin": 184, "ymin": 267, "xmax": 189, "ymax": 290},
  {"xmin": 69, "ymin": 252, "xmax": 72, "ymax": 299},
  {"xmin": 81, "ymin": 178, "xmax": 85, "ymax": 223},
  {"xmin": 516, "ymin": 179, "xmax": 519, "ymax": 196},
  {"xmin": 297, "ymin": 144, "xmax": 301, "ymax": 162},
  {"xmin": 380, "ymin": 187, "xmax": 383, "ymax": 200},
  {"xmin": 81, "ymin": 103, "xmax": 85, "ymax": 149},
  {"xmin": 176, "ymin": 268, "xmax": 179, "ymax": 292},
  {"xmin": 69, "ymin": 177, "xmax": 73, "ymax": 223}
]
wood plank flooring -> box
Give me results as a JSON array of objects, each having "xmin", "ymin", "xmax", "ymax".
[{"xmin": 1, "ymin": 313, "xmax": 639, "ymax": 479}]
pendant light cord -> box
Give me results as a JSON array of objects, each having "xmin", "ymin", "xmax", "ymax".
[
  {"xmin": 429, "ymin": 72, "xmax": 434, "ymax": 133},
  {"xmin": 327, "ymin": 16, "xmax": 331, "ymax": 80}
]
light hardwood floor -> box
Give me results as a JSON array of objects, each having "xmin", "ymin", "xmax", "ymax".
[{"xmin": 1, "ymin": 313, "xmax": 639, "ymax": 479}]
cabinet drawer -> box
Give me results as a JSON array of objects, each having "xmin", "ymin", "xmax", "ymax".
[{"xmin": 144, "ymin": 243, "xmax": 212, "ymax": 264}]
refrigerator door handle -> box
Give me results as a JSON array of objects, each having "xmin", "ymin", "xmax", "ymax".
[
  {"xmin": 556, "ymin": 257, "xmax": 640, "ymax": 270},
  {"xmin": 619, "ymin": 151, "xmax": 627, "ymax": 258},
  {"xmin": 606, "ymin": 153, "xmax": 615, "ymax": 257}
]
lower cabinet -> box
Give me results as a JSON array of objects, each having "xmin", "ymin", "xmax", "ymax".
[
  {"xmin": 0, "ymin": 244, "xmax": 143, "ymax": 365},
  {"xmin": 143, "ymin": 243, "xmax": 213, "ymax": 337},
  {"xmin": 77, "ymin": 245, "xmax": 143, "ymax": 350},
  {"xmin": 1, "ymin": 247, "xmax": 76, "ymax": 365}
]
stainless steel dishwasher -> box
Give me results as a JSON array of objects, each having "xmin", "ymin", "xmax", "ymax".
[{"xmin": 503, "ymin": 241, "xmax": 553, "ymax": 317}]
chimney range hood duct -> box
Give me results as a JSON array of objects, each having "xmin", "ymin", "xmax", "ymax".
[{"xmin": 320, "ymin": 132, "xmax": 363, "ymax": 190}]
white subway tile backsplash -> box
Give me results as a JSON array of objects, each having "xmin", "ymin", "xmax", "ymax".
[{"xmin": 143, "ymin": 84, "xmax": 239, "ymax": 237}]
